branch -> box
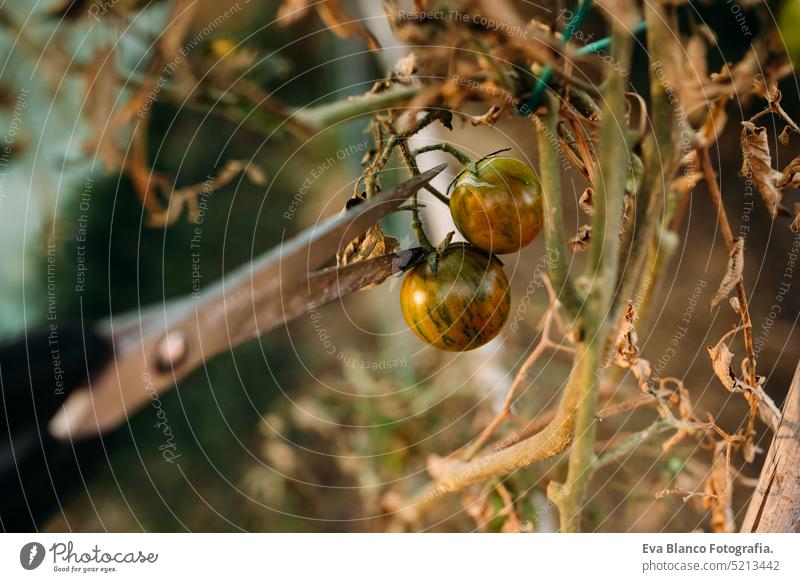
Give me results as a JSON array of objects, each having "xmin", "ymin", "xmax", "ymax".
[
  {"xmin": 401, "ymin": 344, "xmax": 598, "ymax": 520},
  {"xmin": 553, "ymin": 0, "xmax": 639, "ymax": 532},
  {"xmin": 460, "ymin": 277, "xmax": 575, "ymax": 461},
  {"xmin": 614, "ymin": 2, "xmax": 681, "ymax": 322},
  {"xmin": 535, "ymin": 92, "xmax": 584, "ymax": 320},
  {"xmin": 294, "ymin": 85, "xmax": 421, "ymax": 131}
]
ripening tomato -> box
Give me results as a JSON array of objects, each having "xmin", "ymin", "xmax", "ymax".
[
  {"xmin": 450, "ymin": 157, "xmax": 543, "ymax": 254},
  {"xmin": 400, "ymin": 243, "xmax": 510, "ymax": 351}
]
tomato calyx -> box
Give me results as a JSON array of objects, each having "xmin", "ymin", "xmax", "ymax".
[
  {"xmin": 446, "ymin": 147, "xmax": 513, "ymax": 195},
  {"xmin": 426, "ymin": 231, "xmax": 455, "ymax": 275}
]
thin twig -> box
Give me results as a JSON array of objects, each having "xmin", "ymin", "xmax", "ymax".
[
  {"xmin": 461, "ymin": 279, "xmax": 575, "ymax": 461},
  {"xmin": 412, "ymin": 143, "xmax": 473, "ymax": 166},
  {"xmin": 698, "ymin": 147, "xmax": 759, "ymax": 436}
]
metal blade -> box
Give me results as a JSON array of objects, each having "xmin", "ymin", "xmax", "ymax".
[{"xmin": 50, "ymin": 165, "xmax": 446, "ymax": 439}]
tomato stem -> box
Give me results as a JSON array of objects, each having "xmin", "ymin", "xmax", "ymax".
[{"xmin": 412, "ymin": 143, "xmax": 473, "ymax": 166}]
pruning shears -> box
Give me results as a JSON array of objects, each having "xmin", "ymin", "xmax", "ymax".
[{"xmin": 0, "ymin": 164, "xmax": 445, "ymax": 531}]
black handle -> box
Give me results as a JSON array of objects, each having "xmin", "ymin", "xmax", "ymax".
[{"xmin": 0, "ymin": 323, "xmax": 112, "ymax": 531}]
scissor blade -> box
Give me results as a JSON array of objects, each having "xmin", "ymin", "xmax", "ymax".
[
  {"xmin": 51, "ymin": 165, "xmax": 446, "ymax": 439},
  {"xmin": 239, "ymin": 163, "xmax": 446, "ymax": 291},
  {"xmin": 193, "ymin": 163, "xmax": 445, "ymax": 354}
]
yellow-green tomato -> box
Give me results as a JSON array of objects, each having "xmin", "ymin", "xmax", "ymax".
[
  {"xmin": 400, "ymin": 243, "xmax": 511, "ymax": 351},
  {"xmin": 450, "ymin": 157, "xmax": 543, "ymax": 254}
]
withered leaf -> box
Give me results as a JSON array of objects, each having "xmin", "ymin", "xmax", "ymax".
[
  {"xmin": 792, "ymin": 203, "xmax": 800, "ymax": 234},
  {"xmin": 316, "ymin": 0, "xmax": 381, "ymax": 51},
  {"xmin": 696, "ymin": 96, "xmax": 729, "ymax": 147},
  {"xmin": 778, "ymin": 156, "xmax": 800, "ymax": 189},
  {"xmin": 709, "ymin": 238, "xmax": 744, "ymax": 310},
  {"xmin": 740, "ymin": 121, "xmax": 782, "ymax": 218},
  {"xmin": 707, "ymin": 339, "xmax": 737, "ymax": 391},
  {"xmin": 337, "ymin": 223, "xmax": 399, "ymax": 279},
  {"xmin": 708, "ymin": 333, "xmax": 780, "ymax": 432},
  {"xmin": 470, "ymin": 105, "xmax": 502, "ymax": 127},
  {"xmin": 568, "ymin": 224, "xmax": 592, "ymax": 252},
  {"xmin": 728, "ymin": 296, "xmax": 741, "ymax": 315},
  {"xmin": 395, "ymin": 53, "xmax": 417, "ymax": 78},
  {"xmin": 163, "ymin": 159, "xmax": 268, "ymax": 225},
  {"xmin": 277, "ymin": 0, "xmax": 314, "ymax": 25},
  {"xmin": 613, "ymin": 302, "xmax": 652, "ymax": 392},
  {"xmin": 704, "ymin": 441, "xmax": 735, "ymax": 533},
  {"xmin": 579, "ymin": 187, "xmax": 594, "ymax": 216}
]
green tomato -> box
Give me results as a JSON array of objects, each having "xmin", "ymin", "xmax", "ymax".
[{"xmin": 450, "ymin": 157, "xmax": 544, "ymax": 255}]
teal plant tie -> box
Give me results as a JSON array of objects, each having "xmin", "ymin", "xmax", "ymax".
[{"xmin": 518, "ymin": 0, "xmax": 646, "ymax": 115}]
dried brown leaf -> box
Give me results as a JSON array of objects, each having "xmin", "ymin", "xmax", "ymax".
[
  {"xmin": 277, "ymin": 0, "xmax": 314, "ymax": 24},
  {"xmin": 614, "ymin": 303, "xmax": 652, "ymax": 392},
  {"xmin": 338, "ymin": 219, "xmax": 399, "ymax": 274},
  {"xmin": 695, "ymin": 96, "xmax": 729, "ymax": 147},
  {"xmin": 792, "ymin": 203, "xmax": 800, "ymax": 234},
  {"xmin": 395, "ymin": 54, "xmax": 417, "ymax": 78},
  {"xmin": 470, "ymin": 105, "xmax": 502, "ymax": 127},
  {"xmin": 579, "ymin": 187, "xmax": 594, "ymax": 216},
  {"xmin": 567, "ymin": 224, "xmax": 592, "ymax": 252},
  {"xmin": 708, "ymin": 340, "xmax": 737, "ymax": 391},
  {"xmin": 704, "ymin": 441, "xmax": 735, "ymax": 532},
  {"xmin": 729, "ymin": 296, "xmax": 741, "ymax": 315},
  {"xmin": 316, "ymin": 0, "xmax": 381, "ymax": 51},
  {"xmin": 709, "ymin": 238, "xmax": 744, "ymax": 310},
  {"xmin": 740, "ymin": 121, "xmax": 782, "ymax": 217},
  {"xmin": 778, "ymin": 156, "xmax": 800, "ymax": 189},
  {"xmin": 708, "ymin": 332, "xmax": 780, "ymax": 433}
]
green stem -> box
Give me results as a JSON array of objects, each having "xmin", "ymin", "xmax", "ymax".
[
  {"xmin": 398, "ymin": 141, "xmax": 435, "ymax": 250},
  {"xmin": 536, "ymin": 92, "xmax": 583, "ymax": 321},
  {"xmin": 612, "ymin": 3, "xmax": 682, "ymax": 333},
  {"xmin": 412, "ymin": 143, "xmax": 473, "ymax": 166},
  {"xmin": 556, "ymin": 1, "xmax": 638, "ymax": 532},
  {"xmin": 294, "ymin": 85, "xmax": 421, "ymax": 130},
  {"xmin": 593, "ymin": 420, "xmax": 672, "ymax": 470}
]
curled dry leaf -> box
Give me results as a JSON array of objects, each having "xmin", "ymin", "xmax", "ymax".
[
  {"xmin": 280, "ymin": 0, "xmax": 380, "ymax": 50},
  {"xmin": 470, "ymin": 105, "xmax": 503, "ymax": 127},
  {"xmin": 579, "ymin": 187, "xmax": 594, "ymax": 216},
  {"xmin": 709, "ymin": 238, "xmax": 744, "ymax": 311},
  {"xmin": 707, "ymin": 339, "xmax": 738, "ymax": 391},
  {"xmin": 337, "ymin": 194, "xmax": 399, "ymax": 276},
  {"xmin": 316, "ymin": 0, "xmax": 381, "ymax": 51},
  {"xmin": 778, "ymin": 156, "xmax": 800, "ymax": 189},
  {"xmin": 740, "ymin": 121, "xmax": 783, "ymax": 217},
  {"xmin": 614, "ymin": 303, "xmax": 652, "ymax": 393},
  {"xmin": 728, "ymin": 296, "xmax": 741, "ymax": 315},
  {"xmin": 395, "ymin": 53, "xmax": 417, "ymax": 78},
  {"xmin": 707, "ymin": 333, "xmax": 781, "ymax": 432},
  {"xmin": 704, "ymin": 441, "xmax": 735, "ymax": 533},
  {"xmin": 567, "ymin": 224, "xmax": 592, "ymax": 252},
  {"xmin": 791, "ymin": 203, "xmax": 800, "ymax": 234},
  {"xmin": 695, "ymin": 96, "xmax": 730, "ymax": 148},
  {"xmin": 662, "ymin": 380, "xmax": 697, "ymax": 451}
]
